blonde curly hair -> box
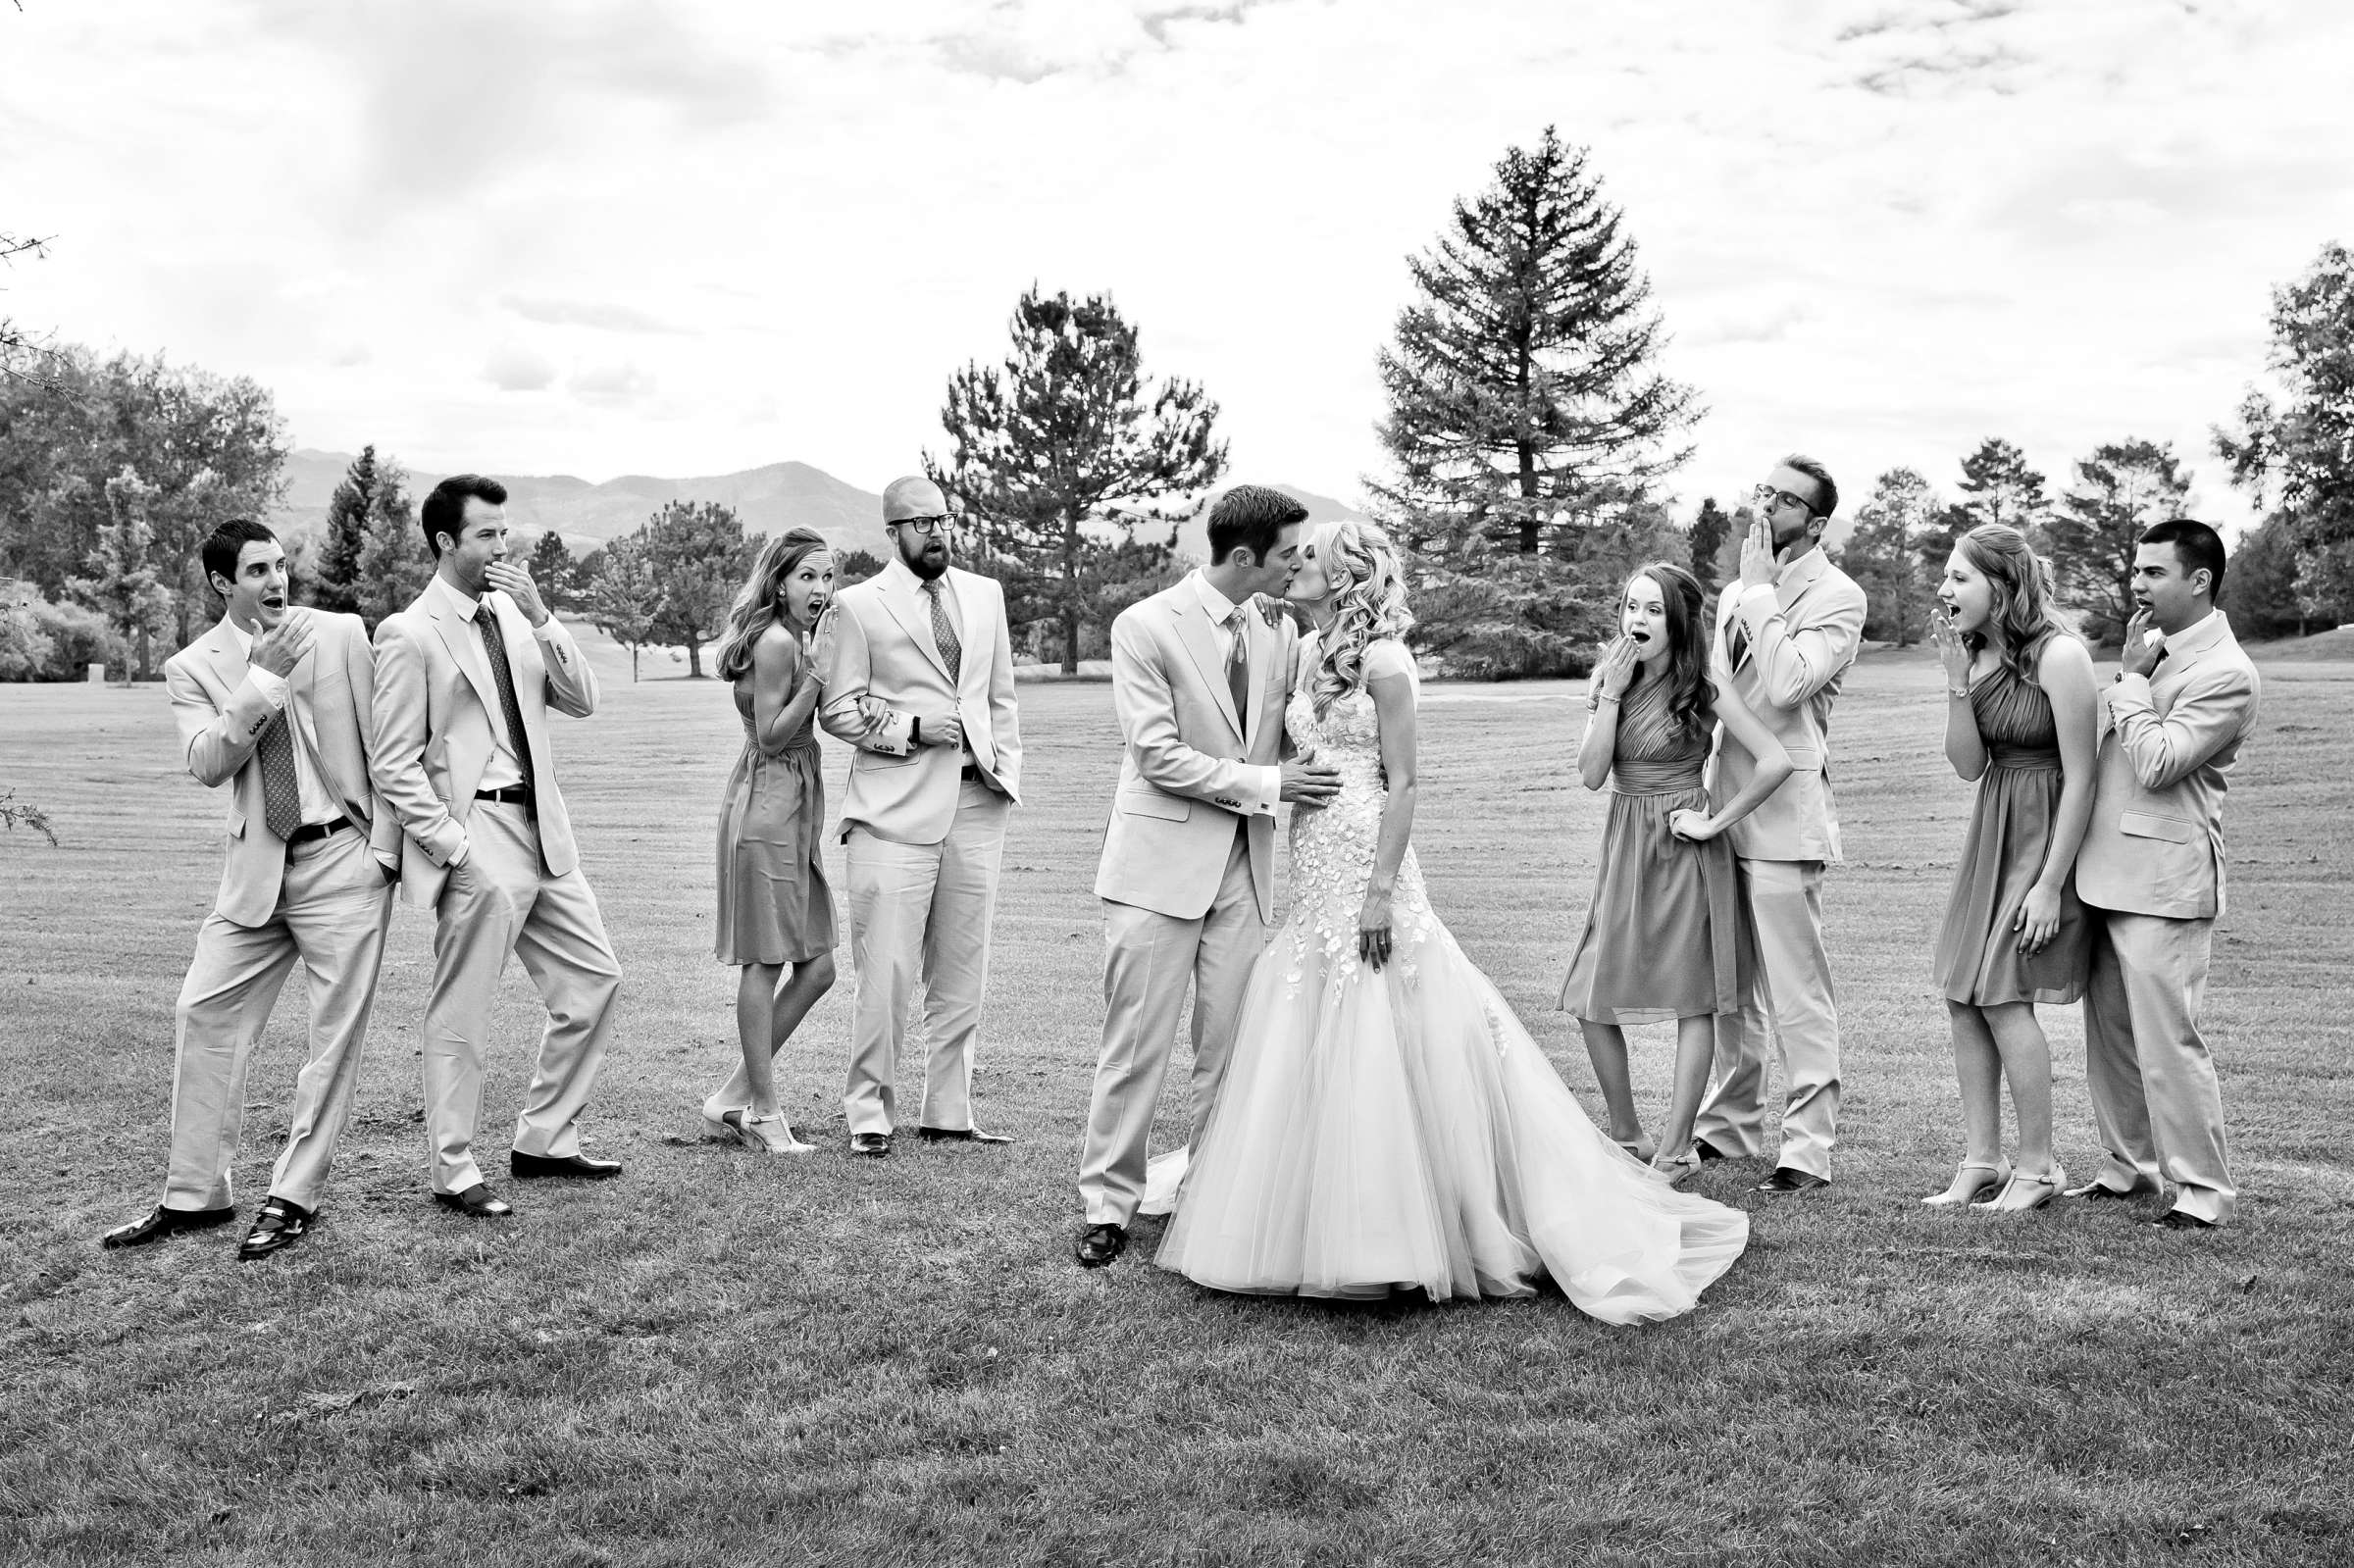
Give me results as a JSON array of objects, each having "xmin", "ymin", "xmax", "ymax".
[{"xmin": 1308, "ymin": 519, "xmax": 1415, "ymax": 718}]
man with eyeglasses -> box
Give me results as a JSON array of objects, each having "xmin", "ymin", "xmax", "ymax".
[
  {"xmin": 1691, "ymin": 455, "xmax": 1868, "ymax": 1193},
  {"xmin": 815, "ymin": 476, "xmax": 1022, "ymax": 1157}
]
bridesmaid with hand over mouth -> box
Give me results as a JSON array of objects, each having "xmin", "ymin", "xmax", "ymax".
[
  {"xmin": 1560, "ymin": 563, "xmax": 1791, "ymax": 1181},
  {"xmin": 1923, "ymin": 524, "xmax": 2096, "ymax": 1213},
  {"xmin": 702, "ymin": 529, "xmax": 840, "ymax": 1154}
]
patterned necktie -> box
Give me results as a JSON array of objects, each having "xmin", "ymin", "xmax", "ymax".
[
  {"xmin": 1728, "ymin": 619, "xmax": 1750, "ymax": 669},
  {"xmin": 923, "ymin": 579, "xmax": 962, "ymax": 683},
  {"xmin": 1224, "ymin": 606, "xmax": 1252, "ymax": 730},
  {"xmin": 255, "ymin": 709, "xmax": 302, "ymax": 840},
  {"xmin": 475, "ymin": 602, "xmax": 537, "ymax": 793}
]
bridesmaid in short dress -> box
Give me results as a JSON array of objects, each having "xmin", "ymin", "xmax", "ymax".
[
  {"xmin": 1923, "ymin": 523, "xmax": 2096, "ymax": 1212},
  {"xmin": 1561, "ymin": 562, "xmax": 1791, "ymax": 1181},
  {"xmin": 701, "ymin": 528, "xmax": 840, "ymax": 1154}
]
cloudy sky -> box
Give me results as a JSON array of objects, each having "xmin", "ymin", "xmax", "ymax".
[{"xmin": 7, "ymin": 0, "xmax": 2349, "ymax": 529}]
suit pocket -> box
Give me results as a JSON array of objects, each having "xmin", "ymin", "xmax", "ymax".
[
  {"xmin": 1117, "ymin": 788, "xmax": 1189, "ymax": 823},
  {"xmin": 852, "ymin": 747, "xmax": 916, "ymax": 769},
  {"xmin": 2119, "ymin": 810, "xmax": 2196, "ymax": 844}
]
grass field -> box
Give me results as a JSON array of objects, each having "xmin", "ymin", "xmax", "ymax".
[{"xmin": 3, "ymin": 630, "xmax": 2351, "ymax": 1566}]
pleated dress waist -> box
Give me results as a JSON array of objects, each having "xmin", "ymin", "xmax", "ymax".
[{"xmin": 1610, "ymin": 759, "xmax": 1706, "ymax": 797}]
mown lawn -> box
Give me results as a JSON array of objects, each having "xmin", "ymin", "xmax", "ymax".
[{"xmin": 3, "ymin": 632, "xmax": 2349, "ymax": 1566}]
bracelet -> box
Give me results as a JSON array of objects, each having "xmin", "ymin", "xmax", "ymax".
[
  {"xmin": 1946, "ymin": 685, "xmax": 1970, "ymax": 700},
  {"xmin": 1593, "ymin": 694, "xmax": 1621, "ymax": 707}
]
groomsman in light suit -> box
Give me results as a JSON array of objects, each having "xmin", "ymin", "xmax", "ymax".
[
  {"xmin": 371, "ymin": 475, "xmax": 623, "ymax": 1219},
  {"xmin": 2069, "ymin": 519, "xmax": 2259, "ymax": 1230},
  {"xmin": 815, "ymin": 476, "xmax": 1022, "ymax": 1156},
  {"xmin": 102, "ymin": 520, "xmax": 400, "ymax": 1261},
  {"xmin": 1693, "ymin": 455, "xmax": 1869, "ymax": 1192},
  {"xmin": 1074, "ymin": 485, "xmax": 1338, "ymax": 1269}
]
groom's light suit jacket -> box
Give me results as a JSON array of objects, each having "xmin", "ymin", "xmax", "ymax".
[{"xmin": 1094, "ymin": 579, "xmax": 1297, "ymax": 924}]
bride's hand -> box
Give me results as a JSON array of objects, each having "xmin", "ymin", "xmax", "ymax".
[
  {"xmin": 1667, "ymin": 809, "xmax": 1718, "ymax": 842},
  {"xmin": 1356, "ymin": 887, "xmax": 1394, "ymax": 971}
]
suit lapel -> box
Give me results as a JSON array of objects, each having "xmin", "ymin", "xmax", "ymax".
[
  {"xmin": 956, "ymin": 571, "xmax": 987, "ymax": 698},
  {"xmin": 431, "ymin": 598, "xmax": 502, "ymax": 721},
  {"xmin": 1242, "ymin": 611, "xmax": 1269, "ymax": 747},
  {"xmin": 882, "ymin": 574, "xmax": 953, "ymax": 683},
  {"xmin": 1173, "ymin": 596, "xmax": 1242, "ymax": 738}
]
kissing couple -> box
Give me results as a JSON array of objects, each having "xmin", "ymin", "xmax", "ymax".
[{"xmin": 1073, "ymin": 485, "xmax": 1749, "ymax": 1325}]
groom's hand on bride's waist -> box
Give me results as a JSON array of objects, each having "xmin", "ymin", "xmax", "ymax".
[{"xmin": 1280, "ymin": 757, "xmax": 1341, "ymax": 809}]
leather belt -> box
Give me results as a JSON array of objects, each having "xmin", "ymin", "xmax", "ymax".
[
  {"xmin": 960, "ymin": 763, "xmax": 984, "ymax": 783},
  {"xmin": 475, "ymin": 784, "xmax": 536, "ymax": 807},
  {"xmin": 286, "ymin": 816, "xmax": 351, "ymax": 846}
]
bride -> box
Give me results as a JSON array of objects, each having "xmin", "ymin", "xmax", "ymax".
[{"xmin": 1151, "ymin": 521, "xmax": 1749, "ymax": 1324}]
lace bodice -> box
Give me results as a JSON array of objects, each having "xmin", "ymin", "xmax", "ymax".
[{"xmin": 1281, "ymin": 638, "xmax": 1437, "ymax": 991}]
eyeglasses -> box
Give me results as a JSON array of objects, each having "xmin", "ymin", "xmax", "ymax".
[
  {"xmin": 1752, "ymin": 483, "xmax": 1816, "ymax": 517},
  {"xmin": 892, "ymin": 515, "xmax": 952, "ymax": 535}
]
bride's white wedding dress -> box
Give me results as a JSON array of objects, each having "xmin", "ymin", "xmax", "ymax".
[{"xmin": 1151, "ymin": 639, "xmax": 1749, "ymax": 1324}]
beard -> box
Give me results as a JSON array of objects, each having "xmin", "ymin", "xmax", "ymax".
[{"xmin": 900, "ymin": 535, "xmax": 949, "ymax": 582}]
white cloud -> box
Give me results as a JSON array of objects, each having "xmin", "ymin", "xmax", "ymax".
[{"xmin": 5, "ymin": 0, "xmax": 2349, "ymax": 533}]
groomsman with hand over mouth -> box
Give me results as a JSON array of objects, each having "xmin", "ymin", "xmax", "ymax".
[
  {"xmin": 370, "ymin": 475, "xmax": 624, "ymax": 1220},
  {"xmin": 102, "ymin": 520, "xmax": 401, "ymax": 1261}
]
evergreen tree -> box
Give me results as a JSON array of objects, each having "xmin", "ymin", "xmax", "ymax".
[
  {"xmin": 354, "ymin": 457, "xmax": 434, "ymax": 632},
  {"xmin": 834, "ymin": 547, "xmax": 884, "ymax": 587},
  {"xmin": 1688, "ymin": 496, "xmax": 1730, "ymax": 593},
  {"xmin": 67, "ymin": 467, "xmax": 175, "ymax": 679},
  {"xmin": 1955, "ymin": 437, "xmax": 2051, "ymax": 532},
  {"xmin": 929, "ymin": 287, "xmax": 1225, "ymax": 674},
  {"xmin": 586, "ymin": 535, "xmax": 664, "ymax": 683},
  {"xmin": 528, "ymin": 530, "xmax": 576, "ymax": 612},
  {"xmin": 1371, "ymin": 126, "xmax": 1699, "ymax": 561},
  {"xmin": 2224, "ymin": 515, "xmax": 2308, "ymax": 639},
  {"xmin": 312, "ymin": 444, "xmax": 379, "ymax": 614},
  {"xmin": 2215, "ymin": 241, "xmax": 2354, "ymax": 625},
  {"xmin": 639, "ymin": 499, "xmax": 750, "ymax": 678},
  {"xmin": 1840, "ymin": 468, "xmax": 1938, "ymax": 647},
  {"xmin": 2044, "ymin": 439, "xmax": 2191, "ymax": 643}
]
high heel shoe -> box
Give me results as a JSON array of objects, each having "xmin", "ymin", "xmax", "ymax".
[
  {"xmin": 700, "ymin": 1091, "xmax": 749, "ymax": 1140},
  {"xmin": 1922, "ymin": 1157, "xmax": 2011, "ymax": 1208},
  {"xmin": 725, "ymin": 1109, "xmax": 815, "ymax": 1156},
  {"xmin": 1974, "ymin": 1162, "xmax": 2065, "ymax": 1213},
  {"xmin": 1651, "ymin": 1145, "xmax": 1701, "ymax": 1184},
  {"xmin": 1613, "ymin": 1135, "xmax": 1659, "ymax": 1164}
]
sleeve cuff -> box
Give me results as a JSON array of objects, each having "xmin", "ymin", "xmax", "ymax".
[
  {"xmin": 2105, "ymin": 673, "xmax": 2153, "ymax": 712},
  {"xmin": 1254, "ymin": 764, "xmax": 1282, "ymax": 817},
  {"xmin": 245, "ymin": 666, "xmax": 290, "ymax": 707},
  {"xmin": 1736, "ymin": 584, "xmax": 1778, "ymax": 626},
  {"xmin": 531, "ymin": 616, "xmax": 561, "ymax": 640}
]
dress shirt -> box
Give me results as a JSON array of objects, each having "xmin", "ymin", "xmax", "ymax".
[
  {"xmin": 1187, "ymin": 570, "xmax": 1279, "ymax": 819},
  {"xmin": 889, "ymin": 557, "xmax": 971, "ymax": 758},
  {"xmin": 425, "ymin": 573, "xmax": 559, "ymax": 791},
  {"xmin": 224, "ymin": 615, "xmax": 339, "ymax": 828},
  {"xmin": 2105, "ymin": 607, "xmax": 2217, "ymax": 703}
]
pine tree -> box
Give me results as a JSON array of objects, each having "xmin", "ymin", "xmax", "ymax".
[
  {"xmin": 2044, "ymin": 439, "xmax": 2192, "ymax": 643},
  {"xmin": 586, "ymin": 535, "xmax": 664, "ymax": 683},
  {"xmin": 1371, "ymin": 126, "xmax": 1699, "ymax": 561},
  {"xmin": 1688, "ymin": 496, "xmax": 1731, "ymax": 593},
  {"xmin": 312, "ymin": 444, "xmax": 379, "ymax": 614},
  {"xmin": 1840, "ymin": 468, "xmax": 1938, "ymax": 647},
  {"xmin": 354, "ymin": 456, "xmax": 434, "ymax": 632},
  {"xmin": 1955, "ymin": 437, "xmax": 2051, "ymax": 532},
  {"xmin": 929, "ymin": 287, "xmax": 1225, "ymax": 674},
  {"xmin": 528, "ymin": 530, "xmax": 576, "ymax": 612},
  {"xmin": 67, "ymin": 466, "xmax": 175, "ymax": 679},
  {"xmin": 638, "ymin": 499, "xmax": 750, "ymax": 678}
]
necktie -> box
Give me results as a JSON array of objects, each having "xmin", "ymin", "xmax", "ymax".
[
  {"xmin": 475, "ymin": 602, "xmax": 537, "ymax": 795},
  {"xmin": 1224, "ymin": 606, "xmax": 1252, "ymax": 731},
  {"xmin": 1728, "ymin": 619, "xmax": 1750, "ymax": 669},
  {"xmin": 923, "ymin": 579, "xmax": 962, "ymax": 683},
  {"xmin": 255, "ymin": 710, "xmax": 302, "ymax": 840}
]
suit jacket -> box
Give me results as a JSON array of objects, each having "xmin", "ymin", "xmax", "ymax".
[
  {"xmin": 1708, "ymin": 547, "xmax": 1868, "ymax": 863},
  {"xmin": 816, "ymin": 559, "xmax": 1022, "ymax": 846},
  {"xmin": 1093, "ymin": 576, "xmax": 1297, "ymax": 924},
  {"xmin": 2074, "ymin": 610, "xmax": 2259, "ymax": 920},
  {"xmin": 165, "ymin": 611, "xmax": 401, "ymax": 928},
  {"xmin": 369, "ymin": 580, "xmax": 599, "ymax": 908}
]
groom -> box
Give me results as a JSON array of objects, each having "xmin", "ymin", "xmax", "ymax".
[{"xmin": 1074, "ymin": 485, "xmax": 1338, "ymax": 1268}]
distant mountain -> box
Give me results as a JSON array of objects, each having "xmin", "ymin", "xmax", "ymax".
[{"xmin": 275, "ymin": 452, "xmax": 1367, "ymax": 560}]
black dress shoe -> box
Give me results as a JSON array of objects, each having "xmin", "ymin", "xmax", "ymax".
[
  {"xmin": 2064, "ymin": 1180, "xmax": 2147, "ymax": 1202},
  {"xmin": 918, "ymin": 1126, "xmax": 1013, "ymax": 1145},
  {"xmin": 433, "ymin": 1184, "xmax": 514, "ymax": 1218},
  {"xmin": 510, "ymin": 1150, "xmax": 622, "ymax": 1180},
  {"xmin": 1693, "ymin": 1138, "xmax": 1731, "ymax": 1163},
  {"xmin": 1757, "ymin": 1167, "xmax": 1830, "ymax": 1192},
  {"xmin": 2150, "ymin": 1210, "xmax": 2218, "ymax": 1232},
  {"xmin": 238, "ymin": 1196, "xmax": 315, "ymax": 1260},
  {"xmin": 1075, "ymin": 1223, "xmax": 1128, "ymax": 1268},
  {"xmin": 849, "ymin": 1132, "xmax": 892, "ymax": 1158},
  {"xmin": 101, "ymin": 1203, "xmax": 235, "ymax": 1249}
]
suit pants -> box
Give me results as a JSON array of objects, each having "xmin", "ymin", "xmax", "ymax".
[
  {"xmin": 1695, "ymin": 857, "xmax": 1842, "ymax": 1178},
  {"xmin": 2081, "ymin": 907, "xmax": 2235, "ymax": 1223},
  {"xmin": 842, "ymin": 780, "xmax": 1009, "ymax": 1136},
  {"xmin": 166, "ymin": 826, "xmax": 392, "ymax": 1212},
  {"xmin": 423, "ymin": 801, "xmax": 622, "ymax": 1194},
  {"xmin": 1079, "ymin": 830, "xmax": 1267, "ymax": 1228}
]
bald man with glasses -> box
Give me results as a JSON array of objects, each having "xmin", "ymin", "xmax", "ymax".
[
  {"xmin": 1692, "ymin": 455, "xmax": 1868, "ymax": 1192},
  {"xmin": 815, "ymin": 477, "xmax": 1022, "ymax": 1157}
]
